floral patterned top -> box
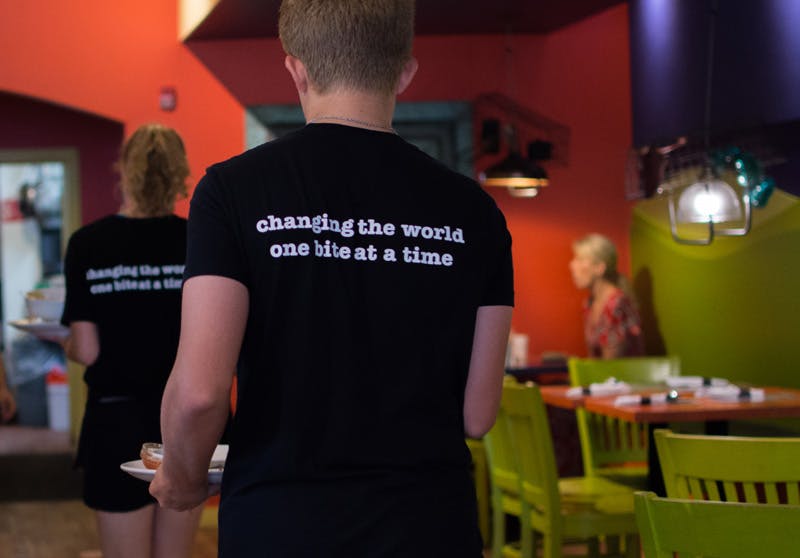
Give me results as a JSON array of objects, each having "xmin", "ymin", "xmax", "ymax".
[{"xmin": 583, "ymin": 289, "xmax": 644, "ymax": 358}]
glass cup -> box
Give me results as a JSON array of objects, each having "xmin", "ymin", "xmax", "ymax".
[{"xmin": 140, "ymin": 442, "xmax": 163, "ymax": 470}]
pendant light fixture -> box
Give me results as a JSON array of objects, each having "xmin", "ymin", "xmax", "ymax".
[
  {"xmin": 476, "ymin": 21, "xmax": 562, "ymax": 199},
  {"xmin": 480, "ymin": 124, "xmax": 549, "ymax": 197},
  {"xmin": 668, "ymin": 0, "xmax": 751, "ymax": 245},
  {"xmin": 473, "ymin": 94, "xmax": 566, "ymax": 199}
]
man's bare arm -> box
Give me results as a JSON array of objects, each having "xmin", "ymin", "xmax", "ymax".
[
  {"xmin": 150, "ymin": 275, "xmax": 248, "ymax": 510},
  {"xmin": 463, "ymin": 305, "xmax": 513, "ymax": 438}
]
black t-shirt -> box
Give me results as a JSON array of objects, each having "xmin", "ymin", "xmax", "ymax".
[
  {"xmin": 62, "ymin": 214, "xmax": 186, "ymax": 396},
  {"xmin": 186, "ymin": 124, "xmax": 513, "ymax": 555}
]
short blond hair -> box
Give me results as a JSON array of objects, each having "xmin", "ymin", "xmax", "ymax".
[
  {"xmin": 118, "ymin": 123, "xmax": 189, "ymax": 217},
  {"xmin": 279, "ymin": 0, "xmax": 415, "ymax": 95},
  {"xmin": 573, "ymin": 233, "xmax": 618, "ymax": 281},
  {"xmin": 574, "ymin": 233, "xmax": 638, "ymax": 307}
]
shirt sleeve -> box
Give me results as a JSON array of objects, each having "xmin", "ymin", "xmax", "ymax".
[
  {"xmin": 479, "ymin": 203, "xmax": 514, "ymax": 307},
  {"xmin": 60, "ymin": 232, "xmax": 94, "ymax": 326},
  {"xmin": 184, "ymin": 167, "xmax": 249, "ymax": 287}
]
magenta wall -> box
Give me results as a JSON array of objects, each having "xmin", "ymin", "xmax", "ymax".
[{"xmin": 0, "ymin": 91, "xmax": 123, "ymax": 224}]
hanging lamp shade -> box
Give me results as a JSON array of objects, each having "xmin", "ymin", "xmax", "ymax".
[
  {"xmin": 668, "ymin": 164, "xmax": 752, "ymax": 245},
  {"xmin": 479, "ymin": 150, "xmax": 549, "ymax": 198}
]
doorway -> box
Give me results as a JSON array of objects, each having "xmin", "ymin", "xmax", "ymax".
[
  {"xmin": 246, "ymin": 100, "xmax": 474, "ymax": 176},
  {"xmin": 0, "ymin": 149, "xmax": 83, "ymax": 499}
]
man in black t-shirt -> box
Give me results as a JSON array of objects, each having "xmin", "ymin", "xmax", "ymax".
[{"xmin": 151, "ymin": 2, "xmax": 514, "ymax": 556}]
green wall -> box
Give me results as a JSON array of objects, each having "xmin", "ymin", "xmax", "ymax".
[{"xmin": 630, "ymin": 191, "xmax": 800, "ymax": 394}]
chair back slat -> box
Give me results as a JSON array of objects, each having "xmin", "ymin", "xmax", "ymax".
[
  {"xmin": 583, "ymin": 412, "xmax": 648, "ymax": 464},
  {"xmin": 764, "ymin": 482, "xmax": 781, "ymax": 504},
  {"xmin": 684, "ymin": 478, "xmax": 727, "ymax": 500},
  {"xmin": 635, "ymin": 491, "xmax": 800, "ymax": 557},
  {"xmin": 742, "ymin": 482, "xmax": 759, "ymax": 503},
  {"xmin": 787, "ymin": 483, "xmax": 800, "ymax": 505},
  {"xmin": 720, "ymin": 480, "xmax": 743, "ymax": 502},
  {"xmin": 656, "ymin": 429, "xmax": 800, "ymax": 504}
]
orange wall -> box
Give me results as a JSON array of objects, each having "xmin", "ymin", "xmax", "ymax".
[
  {"xmin": 1, "ymin": 3, "xmax": 633, "ymax": 360},
  {"xmin": 441, "ymin": 10, "xmax": 635, "ymax": 359},
  {"xmin": 412, "ymin": 9, "xmax": 635, "ymax": 358},
  {"xmin": 504, "ymin": 7, "xmax": 637, "ymax": 358},
  {"xmin": 0, "ymin": 0, "xmax": 244, "ymax": 217},
  {"xmin": 417, "ymin": 15, "xmax": 636, "ymax": 358}
]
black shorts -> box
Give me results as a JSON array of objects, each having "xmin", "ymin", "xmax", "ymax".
[{"xmin": 76, "ymin": 394, "xmax": 162, "ymax": 512}]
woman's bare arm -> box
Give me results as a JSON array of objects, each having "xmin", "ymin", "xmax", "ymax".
[{"xmin": 64, "ymin": 321, "xmax": 100, "ymax": 366}]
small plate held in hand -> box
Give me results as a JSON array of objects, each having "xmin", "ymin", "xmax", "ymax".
[{"xmin": 120, "ymin": 444, "xmax": 228, "ymax": 483}]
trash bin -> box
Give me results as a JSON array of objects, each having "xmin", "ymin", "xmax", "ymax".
[{"xmin": 8, "ymin": 336, "xmax": 68, "ymax": 428}]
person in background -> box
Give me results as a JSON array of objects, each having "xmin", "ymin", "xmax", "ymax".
[
  {"xmin": 0, "ymin": 358, "xmax": 17, "ymax": 423},
  {"xmin": 569, "ymin": 233, "xmax": 644, "ymax": 358},
  {"xmin": 149, "ymin": 1, "xmax": 514, "ymax": 556},
  {"xmin": 59, "ymin": 124, "xmax": 202, "ymax": 558}
]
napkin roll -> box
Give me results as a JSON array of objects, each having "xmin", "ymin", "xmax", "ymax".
[
  {"xmin": 566, "ymin": 381, "xmax": 631, "ymax": 399},
  {"xmin": 666, "ymin": 376, "xmax": 729, "ymax": 389},
  {"xmin": 696, "ymin": 385, "xmax": 765, "ymax": 402}
]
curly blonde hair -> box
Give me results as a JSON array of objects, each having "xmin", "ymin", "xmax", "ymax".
[
  {"xmin": 118, "ymin": 123, "xmax": 189, "ymax": 217},
  {"xmin": 279, "ymin": 0, "xmax": 415, "ymax": 95}
]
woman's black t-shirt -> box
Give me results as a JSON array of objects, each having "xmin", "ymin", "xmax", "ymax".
[
  {"xmin": 186, "ymin": 124, "xmax": 514, "ymax": 556},
  {"xmin": 61, "ymin": 214, "xmax": 187, "ymax": 396}
]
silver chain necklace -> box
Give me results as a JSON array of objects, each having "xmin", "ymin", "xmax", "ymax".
[{"xmin": 307, "ymin": 115, "xmax": 396, "ymax": 133}]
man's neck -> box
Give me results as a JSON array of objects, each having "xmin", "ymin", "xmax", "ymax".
[{"xmin": 302, "ymin": 88, "xmax": 397, "ymax": 132}]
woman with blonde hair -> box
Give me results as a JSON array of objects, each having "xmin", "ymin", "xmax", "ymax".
[
  {"xmin": 58, "ymin": 123, "xmax": 202, "ymax": 558},
  {"xmin": 569, "ymin": 233, "xmax": 644, "ymax": 358}
]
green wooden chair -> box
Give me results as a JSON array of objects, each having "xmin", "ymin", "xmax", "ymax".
[
  {"xmin": 635, "ymin": 491, "xmax": 800, "ymax": 557},
  {"xmin": 654, "ymin": 428, "xmax": 800, "ymax": 503},
  {"xmin": 483, "ymin": 380, "xmax": 525, "ymax": 558},
  {"xmin": 501, "ymin": 380, "xmax": 640, "ymax": 558},
  {"xmin": 568, "ymin": 356, "xmax": 681, "ymax": 488}
]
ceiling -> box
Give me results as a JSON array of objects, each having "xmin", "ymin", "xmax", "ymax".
[{"xmin": 186, "ymin": 0, "xmax": 627, "ymax": 41}]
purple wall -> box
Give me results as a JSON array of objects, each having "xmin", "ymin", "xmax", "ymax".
[{"xmin": 629, "ymin": 0, "xmax": 800, "ymax": 195}]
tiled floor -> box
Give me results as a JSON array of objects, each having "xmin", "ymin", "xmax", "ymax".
[
  {"xmin": 0, "ymin": 498, "xmax": 605, "ymax": 557},
  {"xmin": 0, "ymin": 500, "xmax": 219, "ymax": 558},
  {"xmin": 0, "ymin": 425, "xmax": 82, "ymax": 501}
]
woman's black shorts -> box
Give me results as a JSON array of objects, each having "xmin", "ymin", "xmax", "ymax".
[{"xmin": 76, "ymin": 395, "xmax": 161, "ymax": 512}]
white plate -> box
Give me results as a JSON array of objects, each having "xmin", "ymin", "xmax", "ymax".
[
  {"xmin": 120, "ymin": 444, "xmax": 228, "ymax": 483},
  {"xmin": 210, "ymin": 444, "xmax": 229, "ymax": 467},
  {"xmin": 10, "ymin": 318, "xmax": 70, "ymax": 339}
]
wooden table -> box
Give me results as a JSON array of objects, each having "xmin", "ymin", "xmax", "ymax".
[
  {"xmin": 506, "ymin": 362, "xmax": 569, "ymax": 386},
  {"xmin": 539, "ymin": 385, "xmax": 800, "ymax": 494}
]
